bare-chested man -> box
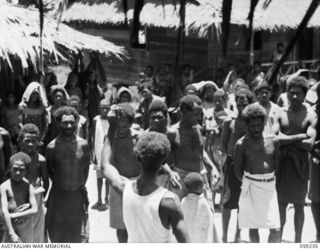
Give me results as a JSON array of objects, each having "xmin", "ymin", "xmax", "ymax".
[
  {"xmin": 1, "ymin": 152, "xmax": 37, "ymax": 243},
  {"xmin": 221, "ymin": 89, "xmax": 254, "ymax": 243},
  {"xmin": 234, "ymin": 103, "xmax": 281, "ymax": 243},
  {"xmin": 18, "ymin": 124, "xmax": 49, "ymax": 242},
  {"xmin": 0, "ymin": 127, "xmax": 12, "ymax": 183},
  {"xmin": 102, "ymin": 132, "xmax": 189, "ymax": 242},
  {"xmin": 45, "ymin": 106, "xmax": 90, "ymax": 243},
  {"xmin": 105, "ymin": 103, "xmax": 141, "ymax": 243},
  {"xmin": 273, "ymin": 76, "xmax": 317, "ymax": 243}
]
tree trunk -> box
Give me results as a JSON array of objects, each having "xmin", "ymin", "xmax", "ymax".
[{"xmin": 130, "ymin": 0, "xmax": 144, "ymax": 48}]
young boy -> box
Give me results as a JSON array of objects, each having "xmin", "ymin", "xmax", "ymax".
[
  {"xmin": 91, "ymin": 99, "xmax": 110, "ymax": 211},
  {"xmin": 181, "ymin": 172, "xmax": 218, "ymax": 243},
  {"xmin": 234, "ymin": 103, "xmax": 281, "ymax": 243},
  {"xmin": 0, "ymin": 152, "xmax": 38, "ymax": 243},
  {"xmin": 69, "ymin": 95, "xmax": 87, "ymax": 140},
  {"xmin": 18, "ymin": 124, "xmax": 49, "ymax": 242}
]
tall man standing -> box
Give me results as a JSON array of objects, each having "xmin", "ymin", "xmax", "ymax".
[
  {"xmin": 273, "ymin": 76, "xmax": 317, "ymax": 243},
  {"xmin": 45, "ymin": 106, "xmax": 90, "ymax": 243}
]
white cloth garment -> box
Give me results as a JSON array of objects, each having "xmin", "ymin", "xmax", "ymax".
[
  {"xmin": 238, "ymin": 171, "xmax": 280, "ymax": 229},
  {"xmin": 94, "ymin": 115, "xmax": 109, "ymax": 166},
  {"xmin": 181, "ymin": 193, "xmax": 218, "ymax": 242}
]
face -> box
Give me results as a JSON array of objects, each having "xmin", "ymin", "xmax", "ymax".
[
  {"xmin": 10, "ymin": 160, "xmax": 26, "ymax": 182},
  {"xmin": 99, "ymin": 105, "xmax": 110, "ymax": 118},
  {"xmin": 30, "ymin": 91, "xmax": 40, "ymax": 103},
  {"xmin": 203, "ymin": 88, "xmax": 214, "ymax": 102},
  {"xmin": 53, "ymin": 91, "xmax": 65, "ymax": 106},
  {"xmin": 236, "ymin": 95, "xmax": 250, "ymax": 113},
  {"xmin": 257, "ymin": 89, "xmax": 271, "ymax": 104},
  {"xmin": 254, "ymin": 64, "xmax": 261, "ymax": 72},
  {"xmin": 247, "ymin": 117, "xmax": 264, "ymax": 139},
  {"xmin": 8, "ymin": 94, "xmax": 15, "ymax": 105},
  {"xmin": 277, "ymin": 45, "xmax": 284, "ymax": 54},
  {"xmin": 21, "ymin": 133, "xmax": 39, "ymax": 154},
  {"xmin": 89, "ymin": 72, "xmax": 96, "ymax": 83},
  {"xmin": 214, "ymin": 96, "xmax": 225, "ymax": 109},
  {"xmin": 184, "ymin": 103, "xmax": 203, "ymax": 126},
  {"xmin": 59, "ymin": 114, "xmax": 76, "ymax": 136},
  {"xmin": 149, "ymin": 111, "xmax": 167, "ymax": 132},
  {"xmin": 141, "ymin": 85, "xmax": 153, "ymax": 100},
  {"xmin": 183, "ymin": 66, "xmax": 190, "ymax": 74},
  {"xmin": 117, "ymin": 118, "xmax": 130, "ymax": 136},
  {"xmin": 287, "ymin": 87, "xmax": 305, "ymax": 108},
  {"xmin": 70, "ymin": 101, "xmax": 81, "ymax": 113},
  {"xmin": 119, "ymin": 92, "xmax": 131, "ymax": 103}
]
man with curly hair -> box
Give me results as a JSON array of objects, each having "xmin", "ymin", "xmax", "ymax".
[
  {"xmin": 102, "ymin": 132, "xmax": 189, "ymax": 242},
  {"xmin": 45, "ymin": 106, "xmax": 90, "ymax": 243},
  {"xmin": 235, "ymin": 103, "xmax": 281, "ymax": 243}
]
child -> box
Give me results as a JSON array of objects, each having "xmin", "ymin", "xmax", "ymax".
[
  {"xmin": 91, "ymin": 99, "xmax": 110, "ymax": 211},
  {"xmin": 181, "ymin": 172, "xmax": 218, "ymax": 242},
  {"xmin": 0, "ymin": 152, "xmax": 38, "ymax": 243},
  {"xmin": 69, "ymin": 95, "xmax": 87, "ymax": 140}
]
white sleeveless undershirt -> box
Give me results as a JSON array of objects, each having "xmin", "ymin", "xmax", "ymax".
[{"xmin": 123, "ymin": 180, "xmax": 174, "ymax": 243}]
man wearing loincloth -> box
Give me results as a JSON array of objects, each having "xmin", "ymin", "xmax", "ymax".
[
  {"xmin": 221, "ymin": 89, "xmax": 254, "ymax": 243},
  {"xmin": 273, "ymin": 76, "xmax": 317, "ymax": 242},
  {"xmin": 45, "ymin": 106, "xmax": 90, "ymax": 243},
  {"xmin": 235, "ymin": 103, "xmax": 281, "ymax": 243}
]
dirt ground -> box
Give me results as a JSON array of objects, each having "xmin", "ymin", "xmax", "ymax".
[{"xmin": 86, "ymin": 167, "xmax": 318, "ymax": 243}]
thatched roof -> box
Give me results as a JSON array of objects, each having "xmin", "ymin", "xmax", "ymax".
[
  {"xmin": 62, "ymin": 0, "xmax": 220, "ymax": 36},
  {"xmin": 62, "ymin": 0, "xmax": 320, "ymax": 35},
  {"xmin": 0, "ymin": 1, "xmax": 126, "ymax": 70}
]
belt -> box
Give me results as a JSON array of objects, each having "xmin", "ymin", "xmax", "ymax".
[{"xmin": 245, "ymin": 175, "xmax": 275, "ymax": 183}]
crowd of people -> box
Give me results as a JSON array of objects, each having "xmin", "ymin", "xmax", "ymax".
[{"xmin": 0, "ymin": 58, "xmax": 319, "ymax": 244}]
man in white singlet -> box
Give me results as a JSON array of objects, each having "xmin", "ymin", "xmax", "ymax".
[{"xmin": 102, "ymin": 132, "xmax": 189, "ymax": 243}]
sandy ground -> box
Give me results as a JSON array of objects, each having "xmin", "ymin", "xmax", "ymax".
[{"xmin": 86, "ymin": 166, "xmax": 317, "ymax": 243}]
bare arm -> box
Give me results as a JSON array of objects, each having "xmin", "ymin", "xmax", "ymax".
[
  {"xmin": 159, "ymin": 195, "xmax": 190, "ymax": 243},
  {"xmin": 101, "ymin": 136, "xmax": 126, "ymax": 193},
  {"xmin": 83, "ymin": 143, "xmax": 90, "ymax": 183},
  {"xmin": 10, "ymin": 185, "xmax": 38, "ymax": 219},
  {"xmin": 41, "ymin": 109, "xmax": 48, "ymax": 142},
  {"xmin": 1, "ymin": 185, "xmax": 16, "ymax": 239},
  {"xmin": 221, "ymin": 119, "xmax": 231, "ymax": 154},
  {"xmin": 273, "ymin": 139, "xmax": 280, "ymax": 172},
  {"xmin": 45, "ymin": 144, "xmax": 54, "ymax": 180},
  {"xmin": 39, "ymin": 157, "xmax": 49, "ymax": 196},
  {"xmin": 1, "ymin": 130, "xmax": 12, "ymax": 171},
  {"xmin": 234, "ymin": 138, "xmax": 245, "ymax": 181}
]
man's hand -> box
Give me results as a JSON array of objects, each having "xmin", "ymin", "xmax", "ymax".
[
  {"xmin": 9, "ymin": 232, "xmax": 20, "ymax": 243},
  {"xmin": 169, "ymin": 171, "xmax": 181, "ymax": 189}
]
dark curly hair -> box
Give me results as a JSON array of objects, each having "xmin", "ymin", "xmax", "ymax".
[
  {"xmin": 149, "ymin": 99, "xmax": 168, "ymax": 116},
  {"xmin": 179, "ymin": 95, "xmax": 202, "ymax": 113},
  {"xmin": 242, "ymin": 103, "xmax": 267, "ymax": 123},
  {"xmin": 254, "ymin": 81, "xmax": 272, "ymax": 94},
  {"xmin": 235, "ymin": 89, "xmax": 254, "ymax": 104},
  {"xmin": 134, "ymin": 132, "xmax": 171, "ymax": 167},
  {"xmin": 117, "ymin": 103, "xmax": 135, "ymax": 124},
  {"xmin": 54, "ymin": 106, "xmax": 79, "ymax": 123},
  {"xmin": 9, "ymin": 152, "xmax": 31, "ymax": 169},
  {"xmin": 18, "ymin": 123, "xmax": 40, "ymax": 142},
  {"xmin": 287, "ymin": 76, "xmax": 308, "ymax": 95}
]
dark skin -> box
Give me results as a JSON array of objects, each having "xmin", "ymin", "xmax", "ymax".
[
  {"xmin": 20, "ymin": 133, "xmax": 49, "ymax": 196},
  {"xmin": 0, "ymin": 128, "xmax": 12, "ymax": 178},
  {"xmin": 46, "ymin": 114, "xmax": 90, "ymax": 191}
]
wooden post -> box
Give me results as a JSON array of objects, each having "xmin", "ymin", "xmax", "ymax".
[{"xmin": 250, "ymin": 29, "xmax": 254, "ymax": 66}]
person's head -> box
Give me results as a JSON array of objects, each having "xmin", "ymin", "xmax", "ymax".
[
  {"xmin": 18, "ymin": 123, "xmax": 40, "ymax": 155},
  {"xmin": 116, "ymin": 103, "xmax": 135, "ymax": 136},
  {"xmin": 51, "ymin": 86, "xmax": 67, "ymax": 107},
  {"xmin": 118, "ymin": 88, "xmax": 132, "ymax": 103},
  {"xmin": 88, "ymin": 70, "xmax": 97, "ymax": 84},
  {"xmin": 149, "ymin": 99, "xmax": 168, "ymax": 132},
  {"xmin": 179, "ymin": 95, "xmax": 203, "ymax": 126},
  {"xmin": 202, "ymin": 84, "xmax": 216, "ymax": 102},
  {"xmin": 141, "ymin": 82, "xmax": 154, "ymax": 100},
  {"xmin": 69, "ymin": 95, "xmax": 82, "ymax": 113},
  {"xmin": 237, "ymin": 59, "xmax": 246, "ymax": 70},
  {"xmin": 145, "ymin": 65, "xmax": 153, "ymax": 77},
  {"xmin": 235, "ymin": 89, "xmax": 254, "ymax": 114},
  {"xmin": 233, "ymin": 78, "xmax": 248, "ymax": 93},
  {"xmin": 277, "ymin": 42, "xmax": 284, "ymax": 54},
  {"xmin": 214, "ymin": 110, "xmax": 229, "ymax": 129},
  {"xmin": 184, "ymin": 172, "xmax": 204, "ymax": 195},
  {"xmin": 134, "ymin": 132, "xmax": 170, "ymax": 175},
  {"xmin": 29, "ymin": 88, "xmax": 41, "ymax": 106},
  {"xmin": 164, "ymin": 64, "xmax": 171, "ymax": 73},
  {"xmin": 213, "ymin": 89, "xmax": 226, "ymax": 110},
  {"xmin": 184, "ymin": 84, "xmax": 198, "ymax": 96},
  {"xmin": 253, "ymin": 61, "xmax": 261, "ymax": 73},
  {"xmin": 183, "ymin": 64, "xmax": 191, "ymax": 75},
  {"xmin": 287, "ymin": 76, "xmax": 308, "ymax": 108},
  {"xmin": 66, "ymin": 72, "xmax": 78, "ymax": 89},
  {"xmin": 7, "ymin": 92, "xmax": 16, "ymax": 106},
  {"xmin": 9, "ymin": 152, "xmax": 31, "ymax": 182},
  {"xmin": 255, "ymin": 81, "xmax": 272, "ymax": 105},
  {"xmin": 54, "ymin": 106, "xmax": 79, "ymax": 137},
  {"xmin": 99, "ymin": 98, "xmax": 110, "ymax": 118},
  {"xmin": 242, "ymin": 103, "xmax": 266, "ymax": 139}
]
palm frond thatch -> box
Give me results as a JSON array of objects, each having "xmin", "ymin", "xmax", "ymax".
[{"xmin": 0, "ymin": 1, "xmax": 126, "ymax": 70}]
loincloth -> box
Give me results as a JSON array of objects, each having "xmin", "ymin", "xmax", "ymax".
[
  {"xmin": 221, "ymin": 155, "xmax": 241, "ymax": 209},
  {"xmin": 238, "ymin": 172, "xmax": 280, "ymax": 229},
  {"xmin": 45, "ymin": 185, "xmax": 89, "ymax": 243}
]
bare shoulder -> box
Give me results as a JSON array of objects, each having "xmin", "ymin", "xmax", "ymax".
[
  {"xmin": 76, "ymin": 136, "xmax": 89, "ymax": 148},
  {"xmin": 160, "ymin": 191, "xmax": 181, "ymax": 212},
  {"xmin": 0, "ymin": 180, "xmax": 10, "ymax": 191}
]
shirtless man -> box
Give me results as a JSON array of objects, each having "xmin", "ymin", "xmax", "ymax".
[
  {"xmin": 102, "ymin": 132, "xmax": 189, "ymax": 242},
  {"xmin": 45, "ymin": 106, "xmax": 90, "ymax": 243},
  {"xmin": 221, "ymin": 89, "xmax": 254, "ymax": 243},
  {"xmin": 234, "ymin": 103, "xmax": 281, "ymax": 243},
  {"xmin": 273, "ymin": 76, "xmax": 317, "ymax": 243},
  {"xmin": 105, "ymin": 103, "xmax": 141, "ymax": 243},
  {"xmin": 0, "ymin": 127, "xmax": 12, "ymax": 183},
  {"xmin": 1, "ymin": 152, "xmax": 37, "ymax": 243},
  {"xmin": 18, "ymin": 124, "xmax": 49, "ymax": 242},
  {"xmin": 254, "ymin": 81, "xmax": 281, "ymax": 136}
]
